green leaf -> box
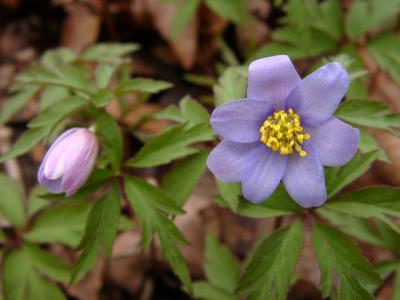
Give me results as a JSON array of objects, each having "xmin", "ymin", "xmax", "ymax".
[
  {"xmin": 91, "ymin": 89, "xmax": 114, "ymax": 107},
  {"xmin": 155, "ymin": 95, "xmax": 210, "ymax": 126},
  {"xmin": 3, "ymin": 245, "xmax": 66, "ymax": 300},
  {"xmin": 335, "ymin": 99, "xmax": 400, "ymax": 130},
  {"xmin": 24, "ymin": 202, "xmax": 91, "ymax": 247},
  {"xmin": 367, "ymin": 33, "xmax": 400, "ymax": 84},
  {"xmin": 28, "ymin": 97, "xmax": 86, "ymax": 128},
  {"xmin": 25, "ymin": 243, "xmax": 71, "ymax": 282},
  {"xmin": 237, "ymin": 221, "xmax": 304, "ymax": 299},
  {"xmin": 71, "ymin": 183, "xmax": 120, "ymax": 283},
  {"xmin": 94, "ymin": 111, "xmax": 123, "ymax": 171},
  {"xmin": 116, "ymin": 78, "xmax": 172, "ymax": 95},
  {"xmin": 193, "ymin": 281, "xmax": 237, "ymax": 300},
  {"xmin": 80, "ymin": 43, "xmax": 139, "ymax": 62},
  {"xmin": 41, "ymin": 47, "xmax": 76, "ymax": 70},
  {"xmin": 125, "ymin": 176, "xmax": 184, "ymax": 215},
  {"xmin": 171, "ymin": 0, "xmax": 201, "ymax": 38},
  {"xmin": 95, "ymin": 63, "xmax": 117, "ymax": 88},
  {"xmin": 213, "ymin": 66, "xmax": 247, "ymax": 107},
  {"xmin": 0, "ymin": 173, "xmax": 25, "ymax": 226},
  {"xmin": 162, "ymin": 150, "xmax": 209, "ymax": 206},
  {"xmin": 236, "ymin": 185, "xmax": 303, "ymax": 218},
  {"xmin": 346, "ymin": 0, "xmax": 400, "ymax": 41},
  {"xmin": 358, "ymin": 128, "xmax": 389, "ymax": 162},
  {"xmin": 204, "ymin": 0, "xmax": 249, "ymax": 25},
  {"xmin": 0, "ymin": 126, "xmax": 50, "ymax": 163},
  {"xmin": 39, "ymin": 86, "xmax": 70, "ymax": 111},
  {"xmin": 327, "ymin": 151, "xmax": 378, "ymax": 197},
  {"xmin": 204, "ymin": 235, "xmax": 239, "ymax": 292},
  {"xmin": 0, "ymin": 87, "xmax": 38, "ymax": 126},
  {"xmin": 216, "ymin": 181, "xmax": 241, "ymax": 212},
  {"xmin": 339, "ymin": 275, "xmax": 375, "ymax": 300},
  {"xmin": 317, "ymin": 208, "xmax": 400, "ymax": 255},
  {"xmin": 325, "ymin": 187, "xmax": 400, "ymax": 233},
  {"xmin": 127, "ymin": 123, "xmax": 214, "ymax": 168},
  {"xmin": 312, "ymin": 223, "xmax": 381, "ymax": 297},
  {"xmin": 124, "ymin": 176, "xmax": 192, "ymax": 291}
]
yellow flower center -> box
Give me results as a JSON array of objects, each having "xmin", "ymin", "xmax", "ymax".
[{"xmin": 259, "ymin": 108, "xmax": 310, "ymax": 157}]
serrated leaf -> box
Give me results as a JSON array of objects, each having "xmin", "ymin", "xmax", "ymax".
[
  {"xmin": 325, "ymin": 187, "xmax": 400, "ymax": 233},
  {"xmin": 162, "ymin": 150, "xmax": 209, "ymax": 206},
  {"xmin": 0, "ymin": 126, "xmax": 50, "ymax": 163},
  {"xmin": 358, "ymin": 128, "xmax": 389, "ymax": 162},
  {"xmin": 3, "ymin": 245, "xmax": 67, "ymax": 300},
  {"xmin": 0, "ymin": 173, "xmax": 25, "ymax": 227},
  {"xmin": 127, "ymin": 123, "xmax": 214, "ymax": 168},
  {"xmin": 179, "ymin": 96, "xmax": 210, "ymax": 124},
  {"xmin": 94, "ymin": 111, "xmax": 123, "ymax": 171},
  {"xmin": 71, "ymin": 183, "xmax": 120, "ymax": 283},
  {"xmin": 213, "ymin": 66, "xmax": 247, "ymax": 107},
  {"xmin": 327, "ymin": 151, "xmax": 378, "ymax": 197},
  {"xmin": 312, "ymin": 223, "xmax": 381, "ymax": 297},
  {"xmin": 0, "ymin": 87, "xmax": 38, "ymax": 126},
  {"xmin": 116, "ymin": 78, "xmax": 172, "ymax": 95},
  {"xmin": 24, "ymin": 202, "xmax": 91, "ymax": 247},
  {"xmin": 236, "ymin": 185, "xmax": 303, "ymax": 218},
  {"xmin": 28, "ymin": 97, "xmax": 86, "ymax": 128},
  {"xmin": 95, "ymin": 63, "xmax": 117, "ymax": 88},
  {"xmin": 339, "ymin": 275, "xmax": 375, "ymax": 300},
  {"xmin": 335, "ymin": 99, "xmax": 400, "ymax": 130},
  {"xmin": 91, "ymin": 89, "xmax": 114, "ymax": 107},
  {"xmin": 24, "ymin": 243, "xmax": 71, "ymax": 282},
  {"xmin": 345, "ymin": 0, "xmax": 400, "ymax": 41},
  {"xmin": 39, "ymin": 86, "xmax": 70, "ymax": 111},
  {"xmin": 216, "ymin": 181, "xmax": 241, "ymax": 212},
  {"xmin": 367, "ymin": 33, "xmax": 400, "ymax": 84},
  {"xmin": 80, "ymin": 43, "xmax": 139, "ymax": 62},
  {"xmin": 41, "ymin": 47, "xmax": 76, "ymax": 70},
  {"xmin": 124, "ymin": 176, "xmax": 191, "ymax": 291},
  {"xmin": 204, "ymin": 235, "xmax": 239, "ymax": 292},
  {"xmin": 237, "ymin": 221, "xmax": 304, "ymax": 299},
  {"xmin": 125, "ymin": 177, "xmax": 184, "ymax": 215}
]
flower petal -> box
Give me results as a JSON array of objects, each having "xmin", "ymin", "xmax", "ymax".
[
  {"xmin": 242, "ymin": 144, "xmax": 287, "ymax": 203},
  {"xmin": 210, "ymin": 99, "xmax": 274, "ymax": 143},
  {"xmin": 61, "ymin": 130, "xmax": 98, "ymax": 195},
  {"xmin": 283, "ymin": 146, "xmax": 327, "ymax": 208},
  {"xmin": 311, "ymin": 117, "xmax": 360, "ymax": 167},
  {"xmin": 207, "ymin": 140, "xmax": 257, "ymax": 182},
  {"xmin": 285, "ymin": 62, "xmax": 349, "ymax": 127},
  {"xmin": 247, "ymin": 55, "xmax": 301, "ymax": 109},
  {"xmin": 38, "ymin": 163, "xmax": 63, "ymax": 193}
]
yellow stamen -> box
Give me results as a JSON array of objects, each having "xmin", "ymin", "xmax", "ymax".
[{"xmin": 259, "ymin": 108, "xmax": 311, "ymax": 157}]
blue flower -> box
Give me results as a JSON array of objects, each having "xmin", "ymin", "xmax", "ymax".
[{"xmin": 207, "ymin": 55, "xmax": 360, "ymax": 208}]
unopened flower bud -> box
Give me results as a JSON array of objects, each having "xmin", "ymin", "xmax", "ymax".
[{"xmin": 37, "ymin": 128, "xmax": 99, "ymax": 196}]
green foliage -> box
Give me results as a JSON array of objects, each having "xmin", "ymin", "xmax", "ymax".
[
  {"xmin": 171, "ymin": 0, "xmax": 201, "ymax": 38},
  {"xmin": 24, "ymin": 202, "xmax": 91, "ymax": 247},
  {"xmin": 193, "ymin": 234, "xmax": 240, "ymax": 300},
  {"xmin": 127, "ymin": 123, "xmax": 214, "ymax": 167},
  {"xmin": 0, "ymin": 173, "xmax": 25, "ymax": 227},
  {"xmin": 3, "ymin": 243, "xmax": 69, "ymax": 300},
  {"xmin": 312, "ymin": 224, "xmax": 381, "ymax": 298},
  {"xmin": 216, "ymin": 181, "xmax": 241, "ymax": 212},
  {"xmin": 71, "ymin": 183, "xmax": 120, "ymax": 283},
  {"xmin": 367, "ymin": 33, "xmax": 400, "ymax": 84},
  {"xmin": 116, "ymin": 78, "xmax": 172, "ymax": 95},
  {"xmin": 237, "ymin": 222, "xmax": 304, "ymax": 299},
  {"xmin": 345, "ymin": 0, "xmax": 400, "ymax": 41},
  {"xmin": 213, "ymin": 66, "xmax": 247, "ymax": 106},
  {"xmin": 124, "ymin": 176, "xmax": 191, "ymax": 291},
  {"xmin": 162, "ymin": 150, "xmax": 209, "ymax": 206},
  {"xmin": 80, "ymin": 43, "xmax": 139, "ymax": 62},
  {"xmin": 326, "ymin": 151, "xmax": 378, "ymax": 197},
  {"xmin": 203, "ymin": 0, "xmax": 250, "ymax": 25},
  {"xmin": 236, "ymin": 185, "xmax": 303, "ymax": 218},
  {"xmin": 325, "ymin": 187, "xmax": 400, "ymax": 233},
  {"xmin": 358, "ymin": 128, "xmax": 389, "ymax": 162},
  {"xmin": 155, "ymin": 95, "xmax": 210, "ymax": 125}
]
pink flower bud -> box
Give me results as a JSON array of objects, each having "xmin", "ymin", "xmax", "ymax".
[{"xmin": 37, "ymin": 128, "xmax": 99, "ymax": 196}]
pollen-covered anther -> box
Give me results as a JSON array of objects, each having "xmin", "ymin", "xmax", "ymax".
[{"xmin": 259, "ymin": 108, "xmax": 310, "ymax": 157}]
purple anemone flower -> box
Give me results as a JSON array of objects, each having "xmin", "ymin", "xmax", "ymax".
[
  {"xmin": 38, "ymin": 128, "xmax": 99, "ymax": 196},
  {"xmin": 207, "ymin": 55, "xmax": 360, "ymax": 208}
]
